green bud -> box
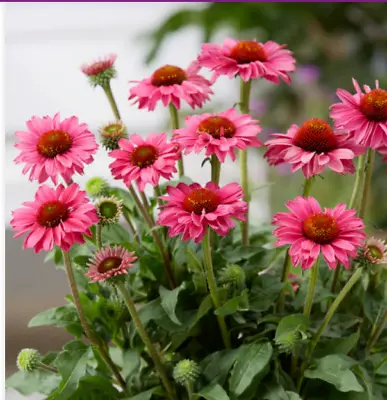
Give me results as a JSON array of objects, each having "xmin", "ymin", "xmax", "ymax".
[
  {"xmin": 88, "ymin": 68, "xmax": 116, "ymax": 88},
  {"xmin": 85, "ymin": 177, "xmax": 109, "ymax": 199},
  {"xmin": 173, "ymin": 359, "xmax": 200, "ymax": 385},
  {"xmin": 219, "ymin": 264, "xmax": 246, "ymax": 290},
  {"xmin": 100, "ymin": 121, "xmax": 128, "ymax": 151},
  {"xmin": 17, "ymin": 349, "xmax": 41, "ymax": 372},
  {"xmin": 95, "ymin": 196, "xmax": 123, "ymax": 225}
]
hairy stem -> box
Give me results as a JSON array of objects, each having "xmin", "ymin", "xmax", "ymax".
[
  {"xmin": 103, "ymin": 83, "xmax": 121, "ymax": 120},
  {"xmin": 210, "ymin": 155, "xmax": 221, "ymax": 185}
]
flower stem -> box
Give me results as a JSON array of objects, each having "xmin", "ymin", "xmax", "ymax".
[
  {"xmin": 278, "ymin": 178, "xmax": 313, "ymax": 312},
  {"xmin": 96, "ymin": 224, "xmax": 103, "ymax": 249},
  {"xmin": 238, "ymin": 79, "xmax": 252, "ymax": 246},
  {"xmin": 202, "ymin": 229, "xmax": 231, "ymax": 349},
  {"xmin": 38, "ymin": 363, "xmax": 58, "ymax": 374},
  {"xmin": 297, "ymin": 267, "xmax": 363, "ymax": 392},
  {"xmin": 116, "ymin": 281, "xmax": 176, "ymax": 400},
  {"xmin": 185, "ymin": 381, "xmax": 194, "ymax": 400},
  {"xmin": 303, "ymin": 258, "xmax": 320, "ymax": 318},
  {"xmin": 129, "ymin": 186, "xmax": 176, "ymax": 288},
  {"xmin": 210, "ymin": 155, "xmax": 221, "ymax": 185},
  {"xmin": 123, "ymin": 207, "xmax": 137, "ymax": 237},
  {"xmin": 140, "ymin": 191, "xmax": 155, "ymax": 224},
  {"xmin": 62, "ymin": 251, "xmax": 127, "ymax": 393},
  {"xmin": 102, "ymin": 83, "xmax": 121, "ymax": 120},
  {"xmin": 169, "ymin": 103, "xmax": 184, "ymax": 177},
  {"xmin": 366, "ymin": 309, "xmax": 387, "ymax": 353},
  {"xmin": 359, "ymin": 148, "xmax": 375, "ymax": 219}
]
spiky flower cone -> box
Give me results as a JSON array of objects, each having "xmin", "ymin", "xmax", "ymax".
[
  {"xmin": 86, "ymin": 177, "xmax": 110, "ymax": 199},
  {"xmin": 95, "ymin": 196, "xmax": 123, "ymax": 226},
  {"xmin": 173, "ymin": 359, "xmax": 200, "ymax": 385},
  {"xmin": 100, "ymin": 121, "xmax": 128, "ymax": 151},
  {"xmin": 17, "ymin": 349, "xmax": 41, "ymax": 372}
]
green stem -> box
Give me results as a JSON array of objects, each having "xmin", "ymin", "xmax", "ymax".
[
  {"xmin": 96, "ymin": 224, "xmax": 103, "ymax": 249},
  {"xmin": 129, "ymin": 186, "xmax": 176, "ymax": 288},
  {"xmin": 62, "ymin": 251, "xmax": 127, "ymax": 393},
  {"xmin": 202, "ymin": 229, "xmax": 231, "ymax": 349},
  {"xmin": 185, "ymin": 381, "xmax": 194, "ymax": 400},
  {"xmin": 278, "ymin": 178, "xmax": 313, "ymax": 312},
  {"xmin": 140, "ymin": 191, "xmax": 155, "ymax": 224},
  {"xmin": 238, "ymin": 79, "xmax": 252, "ymax": 246},
  {"xmin": 297, "ymin": 267, "xmax": 363, "ymax": 392},
  {"xmin": 154, "ymin": 184, "xmax": 165, "ymax": 210},
  {"xmin": 38, "ymin": 363, "xmax": 58, "ymax": 374},
  {"xmin": 366, "ymin": 310, "xmax": 387, "ymax": 353},
  {"xmin": 359, "ymin": 148, "xmax": 375, "ymax": 219},
  {"xmin": 116, "ymin": 282, "xmax": 176, "ymax": 400},
  {"xmin": 210, "ymin": 155, "xmax": 221, "ymax": 185},
  {"xmin": 123, "ymin": 208, "xmax": 136, "ymax": 237},
  {"xmin": 102, "ymin": 83, "xmax": 121, "ymax": 120},
  {"xmin": 169, "ymin": 104, "xmax": 184, "ymax": 177},
  {"xmin": 303, "ymin": 259, "xmax": 320, "ymax": 318}
]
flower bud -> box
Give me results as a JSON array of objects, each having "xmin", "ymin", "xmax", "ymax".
[
  {"xmin": 173, "ymin": 359, "xmax": 200, "ymax": 385},
  {"xmin": 100, "ymin": 121, "xmax": 128, "ymax": 151},
  {"xmin": 219, "ymin": 264, "xmax": 246, "ymax": 290},
  {"xmin": 357, "ymin": 237, "xmax": 387, "ymax": 268},
  {"xmin": 81, "ymin": 54, "xmax": 117, "ymax": 88},
  {"xmin": 95, "ymin": 196, "xmax": 123, "ymax": 226},
  {"xmin": 275, "ymin": 330, "xmax": 307, "ymax": 354},
  {"xmin": 17, "ymin": 349, "xmax": 41, "ymax": 372},
  {"xmin": 85, "ymin": 177, "xmax": 109, "ymax": 199}
]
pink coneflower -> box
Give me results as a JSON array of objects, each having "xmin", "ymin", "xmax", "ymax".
[
  {"xmin": 198, "ymin": 38, "xmax": 296, "ymax": 83},
  {"xmin": 363, "ymin": 237, "xmax": 387, "ymax": 265},
  {"xmin": 81, "ymin": 54, "xmax": 117, "ymax": 87},
  {"xmin": 11, "ymin": 184, "xmax": 99, "ymax": 253},
  {"xmin": 128, "ymin": 62, "xmax": 213, "ymax": 111},
  {"xmin": 85, "ymin": 245, "xmax": 137, "ymax": 283},
  {"xmin": 264, "ymin": 118, "xmax": 364, "ymax": 178},
  {"xmin": 157, "ymin": 182, "xmax": 247, "ymax": 243},
  {"xmin": 109, "ymin": 133, "xmax": 179, "ymax": 191},
  {"xmin": 14, "ymin": 113, "xmax": 98, "ymax": 185},
  {"xmin": 273, "ymin": 196, "xmax": 365, "ymax": 270},
  {"xmin": 172, "ymin": 108, "xmax": 262, "ymax": 163},
  {"xmin": 330, "ymin": 79, "xmax": 387, "ymax": 148}
]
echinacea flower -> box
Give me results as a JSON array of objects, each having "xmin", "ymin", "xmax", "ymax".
[
  {"xmin": 95, "ymin": 196, "xmax": 123, "ymax": 226},
  {"xmin": 198, "ymin": 38, "xmax": 296, "ymax": 83},
  {"xmin": 85, "ymin": 245, "xmax": 137, "ymax": 283},
  {"xmin": 100, "ymin": 120, "xmax": 128, "ymax": 151},
  {"xmin": 172, "ymin": 108, "xmax": 262, "ymax": 162},
  {"xmin": 330, "ymin": 79, "xmax": 387, "ymax": 148},
  {"xmin": 264, "ymin": 118, "xmax": 364, "ymax": 178},
  {"xmin": 109, "ymin": 133, "xmax": 179, "ymax": 191},
  {"xmin": 157, "ymin": 182, "xmax": 247, "ymax": 243},
  {"xmin": 14, "ymin": 113, "xmax": 98, "ymax": 185},
  {"xmin": 81, "ymin": 53, "xmax": 117, "ymax": 87},
  {"xmin": 11, "ymin": 184, "xmax": 99, "ymax": 253},
  {"xmin": 128, "ymin": 62, "xmax": 213, "ymax": 111},
  {"xmin": 363, "ymin": 237, "xmax": 387, "ymax": 265},
  {"xmin": 273, "ymin": 196, "xmax": 365, "ymax": 270}
]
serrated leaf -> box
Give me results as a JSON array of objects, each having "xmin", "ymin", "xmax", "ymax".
[
  {"xmin": 159, "ymin": 285, "xmax": 185, "ymax": 325},
  {"xmin": 196, "ymin": 382, "xmax": 229, "ymax": 400},
  {"xmin": 229, "ymin": 342, "xmax": 273, "ymax": 396}
]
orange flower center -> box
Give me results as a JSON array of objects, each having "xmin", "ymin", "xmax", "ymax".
[
  {"xmin": 98, "ymin": 256, "xmax": 122, "ymax": 273},
  {"xmin": 367, "ymin": 245, "xmax": 383, "ymax": 260},
  {"xmin": 151, "ymin": 65, "xmax": 187, "ymax": 87},
  {"xmin": 303, "ymin": 213, "xmax": 339, "ymax": 244},
  {"xmin": 359, "ymin": 89, "xmax": 387, "ymax": 122},
  {"xmin": 183, "ymin": 188, "xmax": 219, "ymax": 215},
  {"xmin": 36, "ymin": 130, "xmax": 72, "ymax": 158},
  {"xmin": 229, "ymin": 41, "xmax": 266, "ymax": 64},
  {"xmin": 130, "ymin": 145, "xmax": 158, "ymax": 168},
  {"xmin": 198, "ymin": 116, "xmax": 236, "ymax": 139},
  {"xmin": 37, "ymin": 200, "xmax": 69, "ymax": 228},
  {"xmin": 293, "ymin": 118, "xmax": 337, "ymax": 153}
]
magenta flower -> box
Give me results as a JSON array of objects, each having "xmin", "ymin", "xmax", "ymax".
[
  {"xmin": 81, "ymin": 53, "xmax": 117, "ymax": 77},
  {"xmin": 11, "ymin": 184, "xmax": 99, "ymax": 253},
  {"xmin": 363, "ymin": 237, "xmax": 387, "ymax": 265},
  {"xmin": 109, "ymin": 133, "xmax": 179, "ymax": 191},
  {"xmin": 330, "ymin": 79, "xmax": 387, "ymax": 148},
  {"xmin": 157, "ymin": 182, "xmax": 247, "ymax": 243},
  {"xmin": 273, "ymin": 196, "xmax": 365, "ymax": 270},
  {"xmin": 14, "ymin": 113, "xmax": 98, "ymax": 185},
  {"xmin": 197, "ymin": 38, "xmax": 296, "ymax": 83},
  {"xmin": 85, "ymin": 245, "xmax": 137, "ymax": 283},
  {"xmin": 172, "ymin": 108, "xmax": 262, "ymax": 163},
  {"xmin": 264, "ymin": 118, "xmax": 364, "ymax": 179},
  {"xmin": 128, "ymin": 62, "xmax": 213, "ymax": 111}
]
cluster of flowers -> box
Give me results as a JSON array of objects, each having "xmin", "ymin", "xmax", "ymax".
[{"xmin": 11, "ymin": 38, "xmax": 387, "ymax": 286}]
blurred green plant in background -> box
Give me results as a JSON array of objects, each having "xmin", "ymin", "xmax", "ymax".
[{"xmin": 144, "ymin": 2, "xmax": 387, "ymax": 231}]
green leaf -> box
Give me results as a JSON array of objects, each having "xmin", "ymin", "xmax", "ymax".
[
  {"xmin": 123, "ymin": 386, "xmax": 162, "ymax": 400},
  {"xmin": 28, "ymin": 305, "xmax": 80, "ymax": 328},
  {"xmin": 201, "ymin": 349, "xmax": 241, "ymax": 385},
  {"xmin": 70, "ymin": 376, "xmax": 121, "ymax": 400},
  {"xmin": 229, "ymin": 342, "xmax": 273, "ymax": 397},
  {"xmin": 159, "ymin": 285, "xmax": 185, "ymax": 325},
  {"xmin": 73, "ymin": 255, "xmax": 91, "ymax": 269},
  {"xmin": 122, "ymin": 349, "xmax": 141, "ymax": 381},
  {"xmin": 196, "ymin": 382, "xmax": 230, "ymax": 400},
  {"xmin": 215, "ymin": 289, "xmax": 249, "ymax": 316},
  {"xmin": 304, "ymin": 355, "xmax": 364, "ymax": 393},
  {"xmin": 286, "ymin": 393, "xmax": 303, "ymax": 400},
  {"xmin": 102, "ymin": 223, "xmax": 132, "ymax": 244},
  {"xmin": 275, "ymin": 314, "xmax": 309, "ymax": 352},
  {"xmin": 314, "ymin": 331, "xmax": 360, "ymax": 358},
  {"xmin": 46, "ymin": 341, "xmax": 91, "ymax": 400}
]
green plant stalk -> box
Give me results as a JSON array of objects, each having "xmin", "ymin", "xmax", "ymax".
[
  {"xmin": 331, "ymin": 154, "xmax": 366, "ymax": 294},
  {"xmin": 238, "ymin": 78, "xmax": 252, "ymax": 245},
  {"xmin": 123, "ymin": 207, "xmax": 137, "ymax": 237},
  {"xmin": 211, "ymin": 155, "xmax": 221, "ymax": 185},
  {"xmin": 96, "ymin": 224, "xmax": 103, "ymax": 249},
  {"xmin": 102, "ymin": 82, "xmax": 121, "ymax": 120},
  {"xmin": 140, "ymin": 191, "xmax": 155, "ymax": 225},
  {"xmin": 154, "ymin": 184, "xmax": 164, "ymax": 208},
  {"xmin": 129, "ymin": 186, "xmax": 176, "ymax": 288},
  {"xmin": 38, "ymin": 363, "xmax": 58, "ymax": 374},
  {"xmin": 359, "ymin": 148, "xmax": 375, "ymax": 219},
  {"xmin": 202, "ymin": 229, "xmax": 231, "ymax": 349},
  {"xmin": 185, "ymin": 381, "xmax": 194, "ymax": 400},
  {"xmin": 297, "ymin": 267, "xmax": 363, "ymax": 392},
  {"xmin": 169, "ymin": 103, "xmax": 184, "ymax": 177},
  {"xmin": 278, "ymin": 178, "xmax": 313, "ymax": 312},
  {"xmin": 116, "ymin": 281, "xmax": 176, "ymax": 400},
  {"xmin": 303, "ymin": 259, "xmax": 320, "ymax": 318},
  {"xmin": 366, "ymin": 310, "xmax": 387, "ymax": 353},
  {"xmin": 62, "ymin": 251, "xmax": 127, "ymax": 393}
]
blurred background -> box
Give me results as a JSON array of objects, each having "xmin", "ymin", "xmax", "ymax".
[{"xmin": 5, "ymin": 3, "xmax": 387, "ymax": 398}]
